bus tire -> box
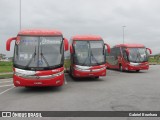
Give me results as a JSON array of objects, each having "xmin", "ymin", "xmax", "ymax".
[
  {"xmin": 25, "ymin": 86, "xmax": 32, "ymax": 89},
  {"xmin": 136, "ymin": 70, "xmax": 140, "ymax": 72},
  {"xmin": 119, "ymin": 65, "xmax": 123, "ymax": 72},
  {"xmin": 95, "ymin": 76, "xmax": 99, "ymax": 79},
  {"xmin": 69, "ymin": 66, "xmax": 75, "ymax": 79}
]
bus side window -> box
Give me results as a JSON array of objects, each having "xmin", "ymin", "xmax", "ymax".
[
  {"xmin": 111, "ymin": 48, "xmax": 117, "ymax": 60},
  {"xmin": 114, "ymin": 47, "xmax": 120, "ymax": 60}
]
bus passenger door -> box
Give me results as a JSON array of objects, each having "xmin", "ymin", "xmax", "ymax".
[{"xmin": 106, "ymin": 48, "xmax": 119, "ymax": 69}]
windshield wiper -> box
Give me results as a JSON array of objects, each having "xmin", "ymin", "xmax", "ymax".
[
  {"xmin": 90, "ymin": 51, "xmax": 100, "ymax": 65},
  {"xmin": 40, "ymin": 45, "xmax": 50, "ymax": 67},
  {"xmin": 135, "ymin": 49, "xmax": 142, "ymax": 63},
  {"xmin": 81, "ymin": 57, "xmax": 89, "ymax": 66},
  {"xmin": 81, "ymin": 50, "xmax": 100, "ymax": 66},
  {"xmin": 26, "ymin": 46, "xmax": 37, "ymax": 68}
]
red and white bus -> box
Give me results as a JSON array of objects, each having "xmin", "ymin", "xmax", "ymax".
[
  {"xmin": 6, "ymin": 29, "xmax": 68, "ymax": 87},
  {"xmin": 106, "ymin": 44, "xmax": 152, "ymax": 72},
  {"xmin": 69, "ymin": 35, "xmax": 110, "ymax": 78}
]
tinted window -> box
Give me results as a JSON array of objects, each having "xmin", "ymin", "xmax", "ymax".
[{"xmin": 14, "ymin": 36, "xmax": 63, "ymax": 69}]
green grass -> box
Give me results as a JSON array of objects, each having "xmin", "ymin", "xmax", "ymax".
[
  {"xmin": 0, "ymin": 66, "xmax": 13, "ymax": 73},
  {"xmin": 0, "ymin": 61, "xmax": 13, "ymax": 66},
  {"xmin": 64, "ymin": 59, "xmax": 71, "ymax": 68},
  {"xmin": 149, "ymin": 57, "xmax": 156, "ymax": 63},
  {"xmin": 0, "ymin": 61, "xmax": 13, "ymax": 73},
  {"xmin": 0, "ymin": 74, "xmax": 13, "ymax": 79},
  {"xmin": 149, "ymin": 56, "xmax": 160, "ymax": 64},
  {"xmin": 64, "ymin": 59, "xmax": 71, "ymax": 71}
]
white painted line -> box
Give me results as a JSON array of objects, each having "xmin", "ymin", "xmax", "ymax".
[
  {"xmin": 65, "ymin": 80, "xmax": 67, "ymax": 85},
  {"xmin": 0, "ymin": 81, "xmax": 12, "ymax": 83},
  {"xmin": 0, "ymin": 84, "xmax": 14, "ymax": 88},
  {"xmin": 64, "ymin": 75, "xmax": 67, "ymax": 85},
  {"xmin": 0, "ymin": 86, "xmax": 15, "ymax": 95}
]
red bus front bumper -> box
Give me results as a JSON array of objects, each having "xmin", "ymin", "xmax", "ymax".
[
  {"xmin": 72, "ymin": 65, "xmax": 106, "ymax": 78},
  {"xmin": 13, "ymin": 74, "xmax": 64, "ymax": 87},
  {"xmin": 124, "ymin": 62, "xmax": 149, "ymax": 71},
  {"xmin": 13, "ymin": 67, "xmax": 65, "ymax": 87}
]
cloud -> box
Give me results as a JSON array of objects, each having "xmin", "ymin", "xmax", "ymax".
[{"xmin": 0, "ymin": 0, "xmax": 160, "ymax": 56}]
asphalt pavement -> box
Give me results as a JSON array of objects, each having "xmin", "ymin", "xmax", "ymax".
[{"xmin": 0, "ymin": 65, "xmax": 160, "ymax": 120}]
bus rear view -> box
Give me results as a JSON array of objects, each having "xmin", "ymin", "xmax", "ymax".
[
  {"xmin": 6, "ymin": 29, "xmax": 68, "ymax": 87},
  {"xmin": 106, "ymin": 44, "xmax": 152, "ymax": 72},
  {"xmin": 69, "ymin": 35, "xmax": 110, "ymax": 78}
]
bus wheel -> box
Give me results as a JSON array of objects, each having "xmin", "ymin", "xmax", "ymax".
[
  {"xmin": 95, "ymin": 76, "xmax": 99, "ymax": 79},
  {"xmin": 25, "ymin": 86, "xmax": 32, "ymax": 89},
  {"xmin": 119, "ymin": 65, "xmax": 123, "ymax": 72},
  {"xmin": 136, "ymin": 70, "xmax": 140, "ymax": 72},
  {"xmin": 69, "ymin": 66, "xmax": 75, "ymax": 79}
]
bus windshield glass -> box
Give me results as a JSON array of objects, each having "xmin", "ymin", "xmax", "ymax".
[
  {"xmin": 73, "ymin": 40, "xmax": 105, "ymax": 66},
  {"xmin": 14, "ymin": 36, "xmax": 63, "ymax": 70},
  {"xmin": 128, "ymin": 48, "xmax": 148, "ymax": 63}
]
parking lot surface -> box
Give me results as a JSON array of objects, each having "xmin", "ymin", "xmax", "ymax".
[{"xmin": 0, "ymin": 65, "xmax": 160, "ymax": 120}]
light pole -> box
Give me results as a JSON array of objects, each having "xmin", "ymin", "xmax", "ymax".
[
  {"xmin": 20, "ymin": 0, "xmax": 21, "ymax": 30},
  {"xmin": 122, "ymin": 26, "xmax": 126, "ymax": 44}
]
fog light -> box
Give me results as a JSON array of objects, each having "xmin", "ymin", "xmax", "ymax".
[
  {"xmin": 76, "ymin": 74, "xmax": 80, "ymax": 76},
  {"xmin": 56, "ymin": 80, "xmax": 61, "ymax": 84},
  {"xmin": 15, "ymin": 81, "xmax": 20, "ymax": 84}
]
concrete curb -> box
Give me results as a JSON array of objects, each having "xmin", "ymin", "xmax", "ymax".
[{"xmin": 0, "ymin": 72, "xmax": 13, "ymax": 75}]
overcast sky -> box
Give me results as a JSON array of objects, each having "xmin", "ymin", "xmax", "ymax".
[{"xmin": 0, "ymin": 0, "xmax": 160, "ymax": 56}]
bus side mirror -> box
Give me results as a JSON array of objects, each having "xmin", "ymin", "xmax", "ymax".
[
  {"xmin": 146, "ymin": 48, "xmax": 152, "ymax": 54},
  {"xmin": 105, "ymin": 43, "xmax": 111, "ymax": 53},
  {"xmin": 125, "ymin": 49, "xmax": 129, "ymax": 56},
  {"xmin": 70, "ymin": 45, "xmax": 73, "ymax": 54},
  {"xmin": 64, "ymin": 38, "xmax": 69, "ymax": 51},
  {"xmin": 6, "ymin": 37, "xmax": 17, "ymax": 51}
]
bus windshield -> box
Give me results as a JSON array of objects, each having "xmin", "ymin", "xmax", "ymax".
[
  {"xmin": 73, "ymin": 40, "xmax": 105, "ymax": 66},
  {"xmin": 128, "ymin": 48, "xmax": 148, "ymax": 63},
  {"xmin": 14, "ymin": 36, "xmax": 64, "ymax": 70}
]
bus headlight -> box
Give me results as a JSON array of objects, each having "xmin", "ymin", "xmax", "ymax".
[
  {"xmin": 129, "ymin": 62, "xmax": 139, "ymax": 66},
  {"xmin": 74, "ymin": 65, "xmax": 91, "ymax": 72},
  {"xmin": 14, "ymin": 68, "xmax": 36, "ymax": 76},
  {"xmin": 54, "ymin": 71, "xmax": 64, "ymax": 77}
]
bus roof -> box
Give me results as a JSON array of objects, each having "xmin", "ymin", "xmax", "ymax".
[
  {"xmin": 115, "ymin": 44, "xmax": 145, "ymax": 48},
  {"xmin": 18, "ymin": 29, "xmax": 62, "ymax": 36},
  {"xmin": 71, "ymin": 35, "xmax": 102, "ymax": 41}
]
